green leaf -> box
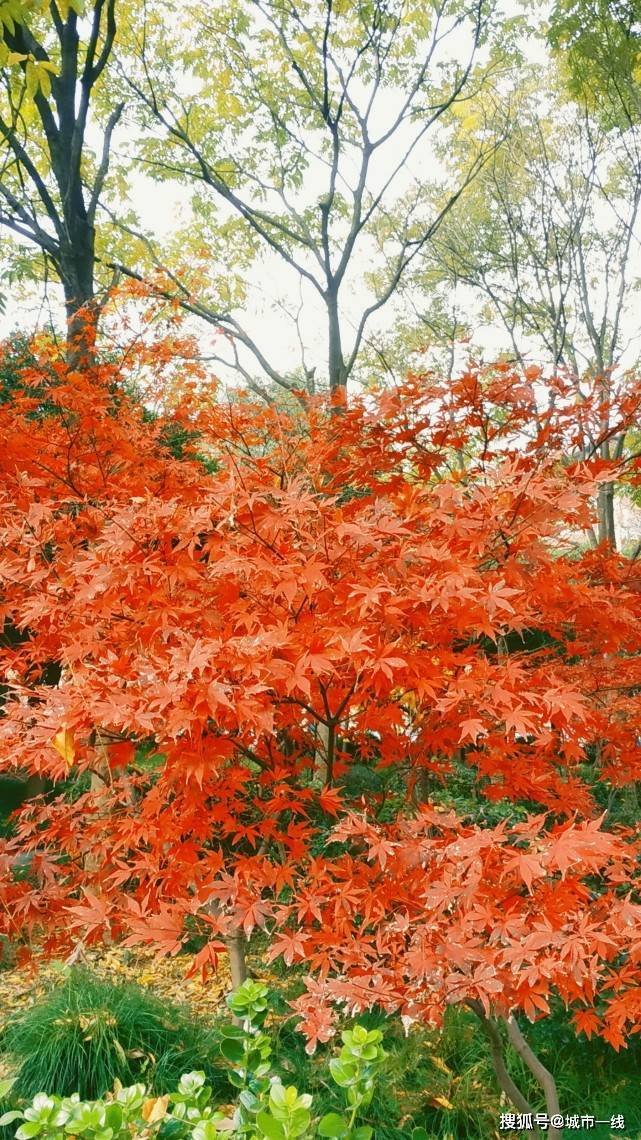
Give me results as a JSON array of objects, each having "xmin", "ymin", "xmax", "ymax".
[
  {"xmin": 352, "ymin": 1128, "xmax": 373, "ymax": 1140},
  {"xmin": 158, "ymin": 1118, "xmax": 185, "ymax": 1139},
  {"xmin": 29, "ymin": 1095, "xmax": 56, "ymax": 1115},
  {"xmin": 0, "ymin": 1079, "xmax": 17, "ymax": 1102},
  {"xmin": 104, "ymin": 1103, "xmax": 123, "ymax": 1131},
  {"xmin": 219, "ymin": 1037, "xmax": 245, "ymax": 1064},
  {"xmin": 0, "ymin": 1112, "xmax": 24, "ymax": 1127},
  {"xmin": 255, "ymin": 1110, "xmax": 286, "ymax": 1140},
  {"xmin": 16, "ymin": 1124, "xmax": 43, "ymax": 1139},
  {"xmin": 328, "ymin": 1058, "xmax": 357, "ymax": 1087},
  {"xmin": 192, "ymin": 1121, "xmax": 219, "ymax": 1140},
  {"xmin": 217, "ymin": 1024, "xmax": 245, "ymax": 1040},
  {"xmin": 411, "ymin": 1130, "xmax": 430, "ymax": 1140},
  {"xmin": 318, "ymin": 1112, "xmax": 348, "ymax": 1137},
  {"xmin": 238, "ymin": 1089, "xmax": 259, "ymax": 1113},
  {"xmin": 288, "ymin": 1107, "xmax": 311, "ymax": 1137}
]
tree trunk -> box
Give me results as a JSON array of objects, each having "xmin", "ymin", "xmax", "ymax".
[
  {"xmin": 313, "ymin": 722, "xmax": 329, "ymax": 785},
  {"xmin": 597, "ymin": 482, "xmax": 616, "ymax": 549},
  {"xmin": 467, "ymin": 1001, "xmax": 540, "ymax": 1136},
  {"xmin": 226, "ymin": 929, "xmax": 249, "ymax": 990},
  {"xmin": 468, "ymin": 1002, "xmax": 563, "ymax": 1138},
  {"xmin": 327, "ymin": 289, "xmax": 347, "ymax": 398},
  {"xmin": 205, "ymin": 897, "xmax": 249, "ymax": 1000},
  {"xmin": 63, "ymin": 269, "xmax": 97, "ymax": 370},
  {"xmin": 505, "ymin": 1014, "xmax": 563, "ymax": 1139}
]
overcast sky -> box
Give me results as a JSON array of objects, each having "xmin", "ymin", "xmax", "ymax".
[{"xmin": 2, "ymin": 1, "xmax": 641, "ymax": 390}]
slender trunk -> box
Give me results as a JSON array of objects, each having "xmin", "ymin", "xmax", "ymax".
[
  {"xmin": 313, "ymin": 722, "xmax": 329, "ymax": 785},
  {"xmin": 595, "ymin": 382, "xmax": 616, "ymax": 549},
  {"xmin": 227, "ymin": 929, "xmax": 249, "ymax": 1024},
  {"xmin": 411, "ymin": 766, "xmax": 432, "ymax": 806},
  {"xmin": 325, "ymin": 721, "xmax": 336, "ymax": 786},
  {"xmin": 65, "ymin": 291, "xmax": 98, "ymax": 369},
  {"xmin": 505, "ymin": 1014, "xmax": 562, "ymax": 1139},
  {"xmin": 205, "ymin": 897, "xmax": 249, "ymax": 1002},
  {"xmin": 597, "ymin": 482, "xmax": 616, "ymax": 549},
  {"xmin": 605, "ymin": 482, "xmax": 616, "ymax": 549},
  {"xmin": 327, "ymin": 289, "xmax": 347, "ymax": 399},
  {"xmin": 61, "ymin": 230, "xmax": 97, "ymax": 368},
  {"xmin": 226, "ymin": 929, "xmax": 249, "ymax": 989},
  {"xmin": 467, "ymin": 1001, "xmax": 539, "ymax": 1136}
]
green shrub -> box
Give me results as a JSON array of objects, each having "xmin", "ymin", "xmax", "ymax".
[
  {"xmin": 0, "ymin": 981, "xmax": 389, "ymax": 1140},
  {"xmin": 0, "ymin": 969, "xmax": 224, "ymax": 1100}
]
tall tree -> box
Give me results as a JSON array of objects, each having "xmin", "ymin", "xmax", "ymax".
[
  {"xmin": 392, "ymin": 66, "xmax": 641, "ymax": 546},
  {"xmin": 2, "ymin": 340, "xmax": 641, "ymax": 1123},
  {"xmin": 115, "ymin": 0, "xmax": 502, "ymax": 400},
  {"xmin": 0, "ymin": 0, "xmax": 123, "ymax": 356}
]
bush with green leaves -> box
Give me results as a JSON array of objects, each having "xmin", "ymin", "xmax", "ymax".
[
  {"xmin": 0, "ymin": 981, "xmax": 404, "ymax": 1140},
  {"xmin": 0, "ymin": 969, "xmax": 224, "ymax": 1100}
]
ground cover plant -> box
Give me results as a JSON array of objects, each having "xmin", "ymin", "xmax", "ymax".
[
  {"xmin": 0, "ymin": 980, "xmax": 389, "ymax": 1140},
  {"xmin": 0, "ymin": 968, "xmax": 225, "ymax": 1099}
]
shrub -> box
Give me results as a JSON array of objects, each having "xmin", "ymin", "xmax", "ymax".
[
  {"xmin": 0, "ymin": 981, "xmax": 391, "ymax": 1140},
  {"xmin": 0, "ymin": 969, "xmax": 224, "ymax": 1099}
]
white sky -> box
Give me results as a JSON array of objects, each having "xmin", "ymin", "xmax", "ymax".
[{"xmin": 2, "ymin": 0, "xmax": 641, "ymax": 390}]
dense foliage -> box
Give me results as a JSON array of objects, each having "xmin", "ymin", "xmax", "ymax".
[{"xmin": 0, "ymin": 334, "xmax": 641, "ymax": 1116}]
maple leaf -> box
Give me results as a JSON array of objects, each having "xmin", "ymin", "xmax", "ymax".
[
  {"xmin": 237, "ymin": 898, "xmax": 272, "ymax": 939},
  {"xmin": 185, "ymin": 939, "xmax": 227, "ymax": 983},
  {"xmin": 123, "ymin": 904, "xmax": 186, "ymax": 956},
  {"xmin": 317, "ymin": 785, "xmax": 344, "ymax": 817},
  {"xmin": 267, "ymin": 929, "xmax": 310, "ymax": 966},
  {"xmin": 366, "ymin": 836, "xmax": 396, "ymax": 869},
  {"xmin": 504, "ymin": 849, "xmax": 547, "ymax": 893},
  {"xmin": 65, "ymin": 890, "xmax": 112, "ymax": 938},
  {"xmin": 458, "ymin": 718, "xmax": 486, "ymax": 743},
  {"xmin": 572, "ymin": 1007, "xmax": 600, "ymax": 1039}
]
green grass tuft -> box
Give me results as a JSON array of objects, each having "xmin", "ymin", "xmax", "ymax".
[{"xmin": 0, "ymin": 967, "xmax": 227, "ymax": 1100}]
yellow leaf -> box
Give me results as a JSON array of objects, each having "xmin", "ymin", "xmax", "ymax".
[
  {"xmin": 430, "ymin": 1095, "xmax": 454, "ymax": 1110},
  {"xmin": 429, "ymin": 1055, "xmax": 453, "ymax": 1075},
  {"xmin": 37, "ymin": 66, "xmax": 51, "ymax": 98},
  {"xmin": 52, "ymin": 725, "xmax": 75, "ymax": 764},
  {"xmin": 141, "ymin": 1096, "xmax": 169, "ymax": 1124},
  {"xmin": 25, "ymin": 60, "xmax": 38, "ymax": 98},
  {"xmin": 7, "ymin": 51, "xmax": 28, "ymax": 65}
]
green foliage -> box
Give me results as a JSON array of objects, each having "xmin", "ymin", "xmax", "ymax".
[
  {"xmin": 507, "ymin": 1003, "xmax": 641, "ymax": 1138},
  {"xmin": 217, "ymin": 981, "xmax": 385, "ymax": 1139},
  {"xmin": 0, "ymin": 970, "xmax": 224, "ymax": 1100},
  {"xmin": 548, "ymin": 0, "xmax": 641, "ymax": 129},
  {"xmin": 0, "ymin": 335, "xmax": 58, "ymax": 418},
  {"xmin": 0, "ymin": 983, "xmax": 386, "ymax": 1140},
  {"xmin": 260, "ymin": 996, "xmax": 496, "ymax": 1140},
  {"xmin": 4, "ymin": 976, "xmax": 641, "ymax": 1137}
]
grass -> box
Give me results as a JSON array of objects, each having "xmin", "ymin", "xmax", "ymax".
[
  {"xmin": 0, "ymin": 967, "xmax": 228, "ymax": 1100},
  {"xmin": 262, "ymin": 967, "xmax": 641, "ymax": 1139},
  {"xmin": 2, "ymin": 952, "xmax": 640, "ymax": 1138},
  {"xmin": 264, "ymin": 993, "xmax": 501, "ymax": 1139}
]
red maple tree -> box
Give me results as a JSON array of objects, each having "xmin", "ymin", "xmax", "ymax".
[{"xmin": 2, "ymin": 328, "xmax": 641, "ymax": 1125}]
